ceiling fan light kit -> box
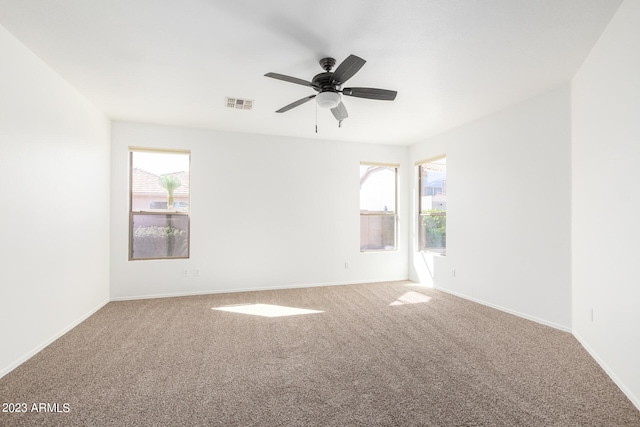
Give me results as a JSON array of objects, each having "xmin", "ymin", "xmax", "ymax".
[
  {"xmin": 265, "ymin": 54, "xmax": 397, "ymax": 127},
  {"xmin": 316, "ymin": 91, "xmax": 341, "ymax": 109}
]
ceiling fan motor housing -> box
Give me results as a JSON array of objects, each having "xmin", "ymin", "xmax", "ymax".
[{"xmin": 312, "ymin": 72, "xmax": 338, "ymax": 92}]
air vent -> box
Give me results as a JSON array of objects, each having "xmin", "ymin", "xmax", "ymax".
[{"xmin": 225, "ymin": 97, "xmax": 253, "ymax": 110}]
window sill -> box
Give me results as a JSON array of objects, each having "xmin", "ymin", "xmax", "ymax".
[{"xmin": 420, "ymin": 250, "xmax": 446, "ymax": 257}]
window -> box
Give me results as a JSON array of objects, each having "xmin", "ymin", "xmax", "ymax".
[
  {"xmin": 418, "ymin": 157, "xmax": 446, "ymax": 254},
  {"xmin": 360, "ymin": 163, "xmax": 398, "ymax": 251},
  {"xmin": 129, "ymin": 148, "xmax": 190, "ymax": 260}
]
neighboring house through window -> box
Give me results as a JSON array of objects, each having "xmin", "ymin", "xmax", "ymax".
[
  {"xmin": 360, "ymin": 163, "xmax": 398, "ymax": 251},
  {"xmin": 418, "ymin": 157, "xmax": 446, "ymax": 254},
  {"xmin": 129, "ymin": 148, "xmax": 190, "ymax": 260}
]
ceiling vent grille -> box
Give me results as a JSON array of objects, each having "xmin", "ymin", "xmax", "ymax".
[{"xmin": 225, "ymin": 97, "xmax": 253, "ymax": 110}]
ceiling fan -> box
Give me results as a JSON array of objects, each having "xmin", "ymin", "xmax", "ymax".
[{"xmin": 264, "ymin": 54, "xmax": 397, "ymax": 125}]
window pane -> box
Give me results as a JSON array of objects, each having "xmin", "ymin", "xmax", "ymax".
[
  {"xmin": 131, "ymin": 151, "xmax": 190, "ymax": 212},
  {"xmin": 360, "ymin": 164, "xmax": 397, "ymax": 251},
  {"xmin": 419, "ymin": 160, "xmax": 446, "ymax": 212},
  {"xmin": 360, "ymin": 165, "xmax": 396, "ymax": 212},
  {"xmin": 360, "ymin": 215, "xmax": 396, "ymax": 251},
  {"xmin": 419, "ymin": 159, "xmax": 446, "ymax": 253},
  {"xmin": 129, "ymin": 149, "xmax": 190, "ymax": 261},
  {"xmin": 420, "ymin": 213, "xmax": 446, "ymax": 253},
  {"xmin": 131, "ymin": 214, "xmax": 189, "ymax": 259}
]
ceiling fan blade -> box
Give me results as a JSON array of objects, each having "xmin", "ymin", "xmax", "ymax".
[
  {"xmin": 342, "ymin": 87, "xmax": 397, "ymax": 101},
  {"xmin": 275, "ymin": 95, "xmax": 316, "ymax": 113},
  {"xmin": 332, "ymin": 54, "xmax": 366, "ymax": 85},
  {"xmin": 331, "ymin": 102, "xmax": 349, "ymax": 121},
  {"xmin": 265, "ymin": 72, "xmax": 315, "ymax": 88}
]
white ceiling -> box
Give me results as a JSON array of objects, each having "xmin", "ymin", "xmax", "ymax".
[{"xmin": 0, "ymin": 0, "xmax": 622, "ymax": 145}]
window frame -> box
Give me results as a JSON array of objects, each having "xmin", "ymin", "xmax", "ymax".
[
  {"xmin": 128, "ymin": 147, "xmax": 191, "ymax": 261},
  {"xmin": 417, "ymin": 156, "xmax": 446, "ymax": 255},
  {"xmin": 360, "ymin": 162, "xmax": 399, "ymax": 252}
]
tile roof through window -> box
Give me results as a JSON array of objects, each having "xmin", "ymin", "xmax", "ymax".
[
  {"xmin": 132, "ymin": 168, "xmax": 189, "ymax": 196},
  {"xmin": 421, "ymin": 162, "xmax": 446, "ymax": 172}
]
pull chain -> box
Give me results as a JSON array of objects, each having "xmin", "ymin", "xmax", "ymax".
[{"xmin": 315, "ymin": 101, "xmax": 318, "ymax": 133}]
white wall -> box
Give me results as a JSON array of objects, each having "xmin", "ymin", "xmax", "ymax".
[
  {"xmin": 110, "ymin": 122, "xmax": 409, "ymax": 299},
  {"xmin": 409, "ymin": 85, "xmax": 572, "ymax": 330},
  {"xmin": 572, "ymin": 0, "xmax": 640, "ymax": 408},
  {"xmin": 0, "ymin": 26, "xmax": 111, "ymax": 377}
]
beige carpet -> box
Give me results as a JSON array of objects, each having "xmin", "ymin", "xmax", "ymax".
[{"xmin": 1, "ymin": 281, "xmax": 639, "ymax": 426}]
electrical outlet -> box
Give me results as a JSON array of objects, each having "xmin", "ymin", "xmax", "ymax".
[
  {"xmin": 345, "ymin": 261, "xmax": 350, "ymax": 269},
  {"xmin": 183, "ymin": 269, "xmax": 188, "ymax": 277}
]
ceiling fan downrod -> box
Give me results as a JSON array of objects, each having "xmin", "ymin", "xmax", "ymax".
[{"xmin": 319, "ymin": 57, "xmax": 336, "ymax": 72}]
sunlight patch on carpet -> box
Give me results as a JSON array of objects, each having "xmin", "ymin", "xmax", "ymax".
[
  {"xmin": 390, "ymin": 291, "xmax": 432, "ymax": 306},
  {"xmin": 212, "ymin": 303, "xmax": 323, "ymax": 317}
]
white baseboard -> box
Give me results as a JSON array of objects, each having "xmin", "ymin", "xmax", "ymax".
[
  {"xmin": 0, "ymin": 299, "xmax": 109, "ymax": 379},
  {"xmin": 110, "ymin": 278, "xmax": 412, "ymax": 301},
  {"xmin": 572, "ymin": 332, "xmax": 640, "ymax": 411},
  {"xmin": 433, "ymin": 286, "xmax": 572, "ymax": 332}
]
